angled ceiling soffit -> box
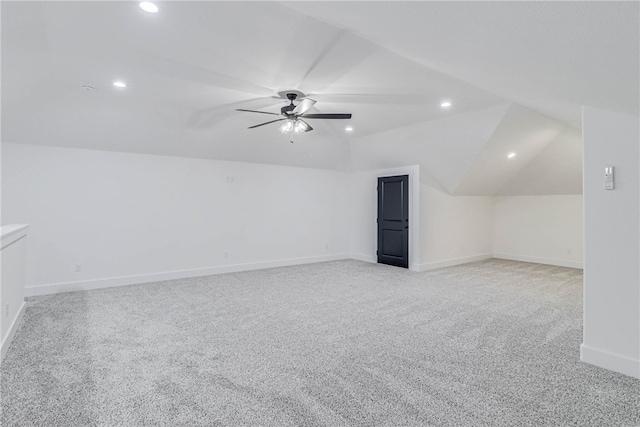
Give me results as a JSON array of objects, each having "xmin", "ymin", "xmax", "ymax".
[{"xmin": 453, "ymin": 104, "xmax": 566, "ymax": 196}]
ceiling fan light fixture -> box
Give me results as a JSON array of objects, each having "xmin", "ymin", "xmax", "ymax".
[
  {"xmin": 294, "ymin": 120, "xmax": 308, "ymax": 133},
  {"xmin": 279, "ymin": 119, "xmax": 294, "ymax": 134}
]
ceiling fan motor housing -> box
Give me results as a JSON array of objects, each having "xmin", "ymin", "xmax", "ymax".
[{"xmin": 281, "ymin": 104, "xmax": 295, "ymax": 115}]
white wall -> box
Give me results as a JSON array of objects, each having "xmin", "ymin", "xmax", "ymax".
[
  {"xmin": 493, "ymin": 196, "xmax": 583, "ymax": 269},
  {"xmin": 420, "ymin": 184, "xmax": 494, "ymax": 270},
  {"xmin": 1, "ymin": 224, "xmax": 29, "ymax": 360},
  {"xmin": 349, "ymin": 166, "xmax": 420, "ymax": 270},
  {"xmin": 581, "ymin": 106, "xmax": 639, "ymax": 379},
  {"xmin": 351, "ymin": 170, "xmax": 580, "ymax": 274},
  {"xmin": 1, "ymin": 143, "xmax": 350, "ymax": 295}
]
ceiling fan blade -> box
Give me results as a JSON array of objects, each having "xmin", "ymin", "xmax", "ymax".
[
  {"xmin": 248, "ymin": 118, "xmax": 286, "ymax": 129},
  {"xmin": 135, "ymin": 52, "xmax": 274, "ymax": 97},
  {"xmin": 310, "ymin": 93, "xmax": 427, "ymax": 105},
  {"xmin": 187, "ymin": 97, "xmax": 277, "ymax": 129},
  {"xmin": 300, "ymin": 113, "xmax": 352, "ymax": 119},
  {"xmin": 292, "ymin": 98, "xmax": 317, "ymax": 115},
  {"xmin": 236, "ymin": 109, "xmax": 280, "ymax": 116},
  {"xmin": 298, "ymin": 119, "xmax": 313, "ymax": 133}
]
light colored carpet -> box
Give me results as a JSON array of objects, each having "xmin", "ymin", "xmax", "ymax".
[{"xmin": 1, "ymin": 259, "xmax": 638, "ymax": 426}]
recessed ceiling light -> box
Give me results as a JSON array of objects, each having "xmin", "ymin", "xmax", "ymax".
[
  {"xmin": 507, "ymin": 152, "xmax": 517, "ymax": 159},
  {"xmin": 440, "ymin": 101, "xmax": 452, "ymax": 108},
  {"xmin": 113, "ymin": 81, "xmax": 127, "ymax": 88},
  {"xmin": 139, "ymin": 2, "xmax": 159, "ymax": 13},
  {"xmin": 345, "ymin": 126, "xmax": 353, "ymax": 132}
]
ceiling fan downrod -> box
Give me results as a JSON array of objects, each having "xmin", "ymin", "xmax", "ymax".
[{"xmin": 281, "ymin": 93, "xmax": 298, "ymax": 115}]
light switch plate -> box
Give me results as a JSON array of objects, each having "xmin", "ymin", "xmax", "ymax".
[{"xmin": 605, "ymin": 166, "xmax": 614, "ymax": 190}]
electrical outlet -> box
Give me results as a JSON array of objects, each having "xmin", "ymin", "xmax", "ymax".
[
  {"xmin": 75, "ymin": 263, "xmax": 82, "ymax": 273},
  {"xmin": 567, "ymin": 249, "xmax": 572, "ymax": 255},
  {"xmin": 325, "ymin": 243, "xmax": 329, "ymax": 250},
  {"xmin": 224, "ymin": 251, "xmax": 229, "ymax": 258}
]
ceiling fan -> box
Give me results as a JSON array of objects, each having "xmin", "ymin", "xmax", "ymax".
[{"xmin": 236, "ymin": 93, "xmax": 352, "ymax": 134}]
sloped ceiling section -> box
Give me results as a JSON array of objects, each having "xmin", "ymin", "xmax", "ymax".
[
  {"xmin": 498, "ymin": 127, "xmax": 583, "ymax": 196},
  {"xmin": 2, "ymin": 2, "xmax": 602, "ymax": 194},
  {"xmin": 351, "ymin": 102, "xmax": 579, "ymax": 196},
  {"xmin": 350, "ymin": 103, "xmax": 511, "ymax": 193},
  {"xmin": 1, "ymin": 1, "xmax": 503, "ymax": 172},
  {"xmin": 285, "ymin": 1, "xmax": 639, "ymax": 128},
  {"xmin": 454, "ymin": 104, "xmax": 565, "ymax": 196}
]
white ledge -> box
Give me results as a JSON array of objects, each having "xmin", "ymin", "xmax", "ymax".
[{"xmin": 1, "ymin": 224, "xmax": 29, "ymax": 250}]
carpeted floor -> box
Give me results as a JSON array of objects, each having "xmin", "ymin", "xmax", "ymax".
[{"xmin": 1, "ymin": 259, "xmax": 638, "ymax": 426}]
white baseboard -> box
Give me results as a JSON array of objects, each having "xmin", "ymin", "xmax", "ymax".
[
  {"xmin": 348, "ymin": 253, "xmax": 420, "ymax": 271},
  {"xmin": 580, "ymin": 343, "xmax": 640, "ymax": 379},
  {"xmin": 418, "ymin": 253, "xmax": 493, "ymax": 272},
  {"xmin": 1, "ymin": 300, "xmax": 26, "ymax": 362},
  {"xmin": 349, "ymin": 253, "xmax": 376, "ymax": 264},
  {"xmin": 493, "ymin": 253, "xmax": 583, "ymax": 269},
  {"xmin": 24, "ymin": 254, "xmax": 351, "ymax": 297},
  {"xmin": 22, "ymin": 251, "xmax": 584, "ymax": 297}
]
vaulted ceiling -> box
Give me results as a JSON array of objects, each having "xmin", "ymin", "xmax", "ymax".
[{"xmin": 2, "ymin": 1, "xmax": 637, "ymax": 195}]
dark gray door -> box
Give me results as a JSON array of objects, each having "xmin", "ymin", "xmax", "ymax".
[{"xmin": 377, "ymin": 175, "xmax": 409, "ymax": 268}]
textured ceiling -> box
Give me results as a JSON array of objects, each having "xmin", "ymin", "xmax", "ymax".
[{"xmin": 3, "ymin": 1, "xmax": 634, "ymax": 195}]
